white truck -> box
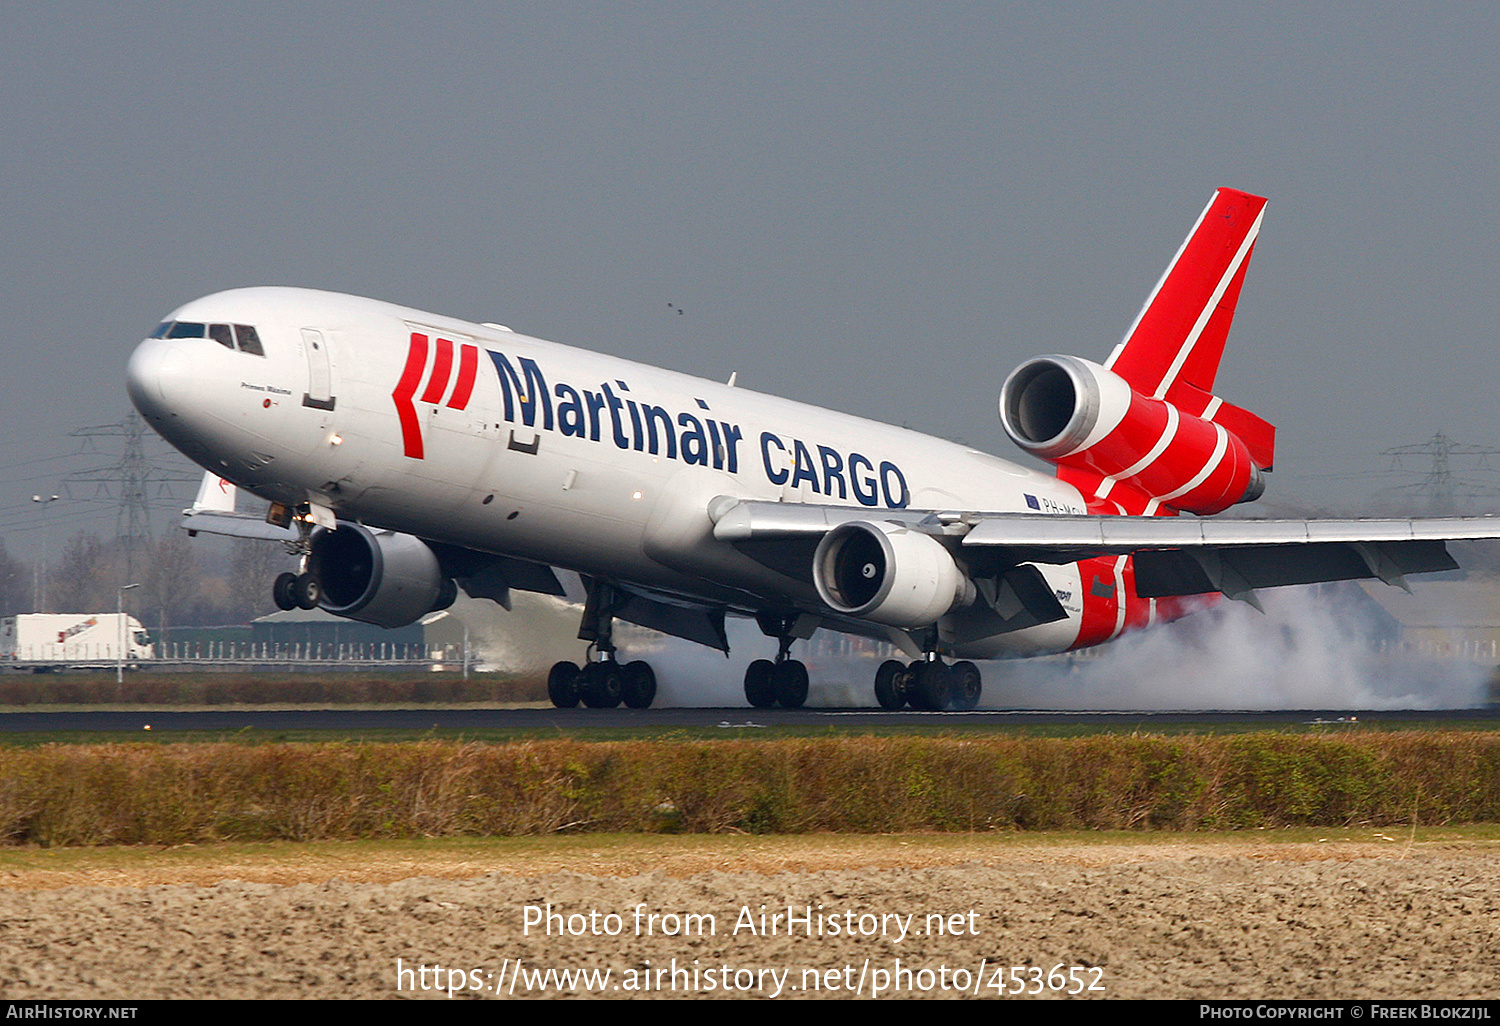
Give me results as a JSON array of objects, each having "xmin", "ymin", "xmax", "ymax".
[{"xmin": 0, "ymin": 613, "xmax": 154, "ymax": 668}]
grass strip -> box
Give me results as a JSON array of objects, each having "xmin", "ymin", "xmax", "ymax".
[{"xmin": 3, "ymin": 732, "xmax": 1499, "ymax": 846}]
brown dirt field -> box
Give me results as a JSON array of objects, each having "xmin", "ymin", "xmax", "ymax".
[{"xmin": 0, "ymin": 834, "xmax": 1495, "ymax": 1000}]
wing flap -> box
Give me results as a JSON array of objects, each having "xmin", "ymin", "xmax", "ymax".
[{"xmin": 1133, "ymin": 540, "xmax": 1457, "ymax": 598}]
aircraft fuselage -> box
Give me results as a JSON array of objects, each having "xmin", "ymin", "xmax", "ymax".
[{"xmin": 127, "ymin": 287, "xmax": 1101, "ymax": 658}]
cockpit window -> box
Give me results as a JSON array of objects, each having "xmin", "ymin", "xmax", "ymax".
[
  {"xmin": 149, "ymin": 320, "xmax": 266, "ymax": 357},
  {"xmin": 234, "ymin": 324, "xmax": 264, "ymax": 356}
]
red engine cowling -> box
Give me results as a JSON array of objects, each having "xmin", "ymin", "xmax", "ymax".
[{"xmin": 999, "ymin": 354, "xmax": 1263, "ymax": 515}]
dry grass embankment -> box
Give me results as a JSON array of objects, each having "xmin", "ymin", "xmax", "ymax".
[{"xmin": 3, "ymin": 732, "xmax": 1498, "ymax": 846}]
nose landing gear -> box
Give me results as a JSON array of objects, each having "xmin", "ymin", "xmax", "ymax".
[{"xmin": 272, "ymin": 570, "xmax": 321, "ymax": 611}]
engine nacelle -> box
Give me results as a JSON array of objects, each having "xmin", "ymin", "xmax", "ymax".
[
  {"xmin": 308, "ymin": 523, "xmax": 455, "ymax": 628},
  {"xmin": 999, "ymin": 354, "xmax": 1263, "ymax": 514},
  {"xmin": 813, "ymin": 520, "xmax": 974, "ymax": 628}
]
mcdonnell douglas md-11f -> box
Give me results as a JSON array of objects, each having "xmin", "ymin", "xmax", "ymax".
[{"xmin": 125, "ymin": 189, "xmax": 1500, "ymax": 710}]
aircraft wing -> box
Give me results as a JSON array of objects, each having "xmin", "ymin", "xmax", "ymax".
[
  {"xmin": 710, "ymin": 499, "xmax": 1500, "ymax": 602},
  {"xmin": 180, "ymin": 508, "xmax": 301, "ymax": 543},
  {"xmin": 179, "ymin": 472, "xmax": 301, "ymax": 542}
]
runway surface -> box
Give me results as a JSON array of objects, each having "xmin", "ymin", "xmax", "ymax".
[{"xmin": 0, "ymin": 705, "xmax": 1496, "ymax": 732}]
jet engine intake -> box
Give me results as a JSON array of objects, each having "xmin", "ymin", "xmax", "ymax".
[
  {"xmin": 308, "ymin": 523, "xmax": 456, "ymax": 628},
  {"xmin": 999, "ymin": 354, "xmax": 1263, "ymax": 514},
  {"xmin": 813, "ymin": 520, "xmax": 974, "ymax": 628},
  {"xmin": 1000, "ymin": 355, "xmax": 1134, "ymax": 461}
]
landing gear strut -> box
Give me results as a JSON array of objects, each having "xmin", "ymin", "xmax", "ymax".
[
  {"xmin": 549, "ymin": 581, "xmax": 658, "ymax": 709},
  {"xmin": 270, "ymin": 508, "xmax": 319, "ymax": 612}
]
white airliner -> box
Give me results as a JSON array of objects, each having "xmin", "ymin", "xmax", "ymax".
[{"xmin": 126, "ymin": 189, "xmax": 1500, "ymax": 710}]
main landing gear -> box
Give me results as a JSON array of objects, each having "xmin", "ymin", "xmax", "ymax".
[
  {"xmin": 743, "ymin": 613, "xmax": 811, "ymax": 709},
  {"xmin": 873, "ymin": 656, "xmax": 982, "ymax": 712},
  {"xmin": 548, "ymin": 581, "xmax": 658, "ymax": 710},
  {"xmin": 547, "ymin": 653, "xmax": 657, "ymax": 709}
]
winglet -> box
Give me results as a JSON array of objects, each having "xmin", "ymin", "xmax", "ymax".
[{"xmin": 191, "ymin": 471, "xmax": 236, "ymax": 513}]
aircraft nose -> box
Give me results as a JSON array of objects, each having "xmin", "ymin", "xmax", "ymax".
[
  {"xmin": 126, "ymin": 337, "xmax": 199, "ymax": 434},
  {"xmin": 125, "ymin": 338, "xmax": 168, "ymax": 416}
]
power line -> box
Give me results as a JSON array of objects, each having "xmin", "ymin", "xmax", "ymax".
[
  {"xmin": 61, "ymin": 411, "xmax": 199, "ymax": 580},
  {"xmin": 1376, "ymin": 432, "xmax": 1500, "ymax": 515}
]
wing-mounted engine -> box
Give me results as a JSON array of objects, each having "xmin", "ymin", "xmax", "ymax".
[
  {"xmin": 999, "ymin": 354, "xmax": 1264, "ymax": 515},
  {"xmin": 308, "ymin": 523, "xmax": 456, "ymax": 628},
  {"xmin": 812, "ymin": 520, "xmax": 976, "ymax": 628}
]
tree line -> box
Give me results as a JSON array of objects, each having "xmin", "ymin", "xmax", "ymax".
[{"xmin": 0, "ymin": 530, "xmax": 295, "ymax": 634}]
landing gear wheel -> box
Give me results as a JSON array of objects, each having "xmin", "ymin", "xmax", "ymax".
[
  {"xmin": 910, "ymin": 661, "xmax": 954, "ymax": 711},
  {"xmin": 293, "ymin": 572, "xmax": 321, "ymax": 610},
  {"xmin": 874, "ymin": 659, "xmax": 906, "ymax": 710},
  {"xmin": 620, "ymin": 660, "xmax": 657, "ymax": 709},
  {"xmin": 903, "ymin": 661, "xmax": 925, "ymax": 709},
  {"xmin": 951, "ymin": 660, "xmax": 982, "ymax": 711},
  {"xmin": 744, "ymin": 659, "xmax": 776, "ymax": 708},
  {"xmin": 772, "ymin": 659, "xmax": 809, "ymax": 709},
  {"xmin": 547, "ymin": 661, "xmax": 581, "ymax": 708},
  {"xmin": 579, "ymin": 662, "xmax": 623, "ymax": 708},
  {"xmin": 272, "ymin": 572, "xmax": 299, "ymax": 612}
]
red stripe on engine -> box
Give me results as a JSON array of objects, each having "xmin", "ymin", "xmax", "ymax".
[
  {"xmin": 447, "ymin": 344, "xmax": 478, "ymax": 410},
  {"xmin": 392, "ymin": 333, "xmax": 429, "ymax": 459},
  {"xmin": 1072, "ymin": 555, "xmax": 1121, "ymax": 649}
]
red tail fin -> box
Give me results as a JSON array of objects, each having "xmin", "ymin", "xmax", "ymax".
[{"xmin": 1105, "ymin": 188, "xmax": 1274, "ymax": 470}]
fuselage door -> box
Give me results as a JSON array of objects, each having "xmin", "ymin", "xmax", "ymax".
[{"xmin": 301, "ymin": 327, "xmax": 336, "ymax": 411}]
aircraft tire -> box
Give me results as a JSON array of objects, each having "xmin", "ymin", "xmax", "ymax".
[
  {"xmin": 272, "ymin": 572, "xmax": 299, "ymax": 612},
  {"xmin": 621, "ymin": 660, "xmax": 657, "ymax": 709},
  {"xmin": 293, "ymin": 573, "xmax": 321, "ymax": 610},
  {"xmin": 951, "ymin": 660, "xmax": 981, "ymax": 711},
  {"xmin": 910, "ymin": 661, "xmax": 953, "ymax": 711},
  {"xmin": 873, "ymin": 659, "xmax": 906, "ymax": 710},
  {"xmin": 579, "ymin": 662, "xmax": 623, "ymax": 708},
  {"xmin": 903, "ymin": 660, "xmax": 926, "ymax": 709},
  {"xmin": 744, "ymin": 659, "xmax": 776, "ymax": 708},
  {"xmin": 547, "ymin": 661, "xmax": 581, "ymax": 708},
  {"xmin": 772, "ymin": 659, "xmax": 809, "ymax": 709}
]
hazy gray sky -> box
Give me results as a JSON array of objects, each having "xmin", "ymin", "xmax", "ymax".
[{"xmin": 6, "ymin": 2, "xmax": 1500, "ymax": 549}]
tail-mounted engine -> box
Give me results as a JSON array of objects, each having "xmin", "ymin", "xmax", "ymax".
[
  {"xmin": 307, "ymin": 523, "xmax": 456, "ymax": 628},
  {"xmin": 813, "ymin": 520, "xmax": 975, "ymax": 628},
  {"xmin": 999, "ymin": 354, "xmax": 1264, "ymax": 515}
]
